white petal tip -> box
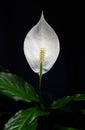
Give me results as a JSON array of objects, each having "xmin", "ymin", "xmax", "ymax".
[{"xmin": 40, "ymin": 10, "xmax": 44, "ymax": 20}]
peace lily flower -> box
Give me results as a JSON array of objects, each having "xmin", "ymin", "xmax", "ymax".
[{"xmin": 24, "ymin": 12, "xmax": 60, "ymax": 77}]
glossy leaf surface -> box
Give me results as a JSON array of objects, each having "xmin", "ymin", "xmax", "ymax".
[
  {"xmin": 50, "ymin": 94, "xmax": 85, "ymax": 109},
  {"xmin": 4, "ymin": 107, "xmax": 47, "ymax": 130},
  {"xmin": 0, "ymin": 72, "xmax": 40, "ymax": 103}
]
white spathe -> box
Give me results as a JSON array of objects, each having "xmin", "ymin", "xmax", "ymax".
[{"xmin": 24, "ymin": 12, "xmax": 60, "ymax": 74}]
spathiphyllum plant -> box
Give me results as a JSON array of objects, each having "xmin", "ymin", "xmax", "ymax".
[{"xmin": 0, "ymin": 12, "xmax": 85, "ymax": 130}]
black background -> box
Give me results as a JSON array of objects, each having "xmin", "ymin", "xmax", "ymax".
[{"xmin": 0, "ymin": 0, "xmax": 85, "ymax": 129}]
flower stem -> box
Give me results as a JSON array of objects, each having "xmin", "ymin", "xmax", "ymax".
[
  {"xmin": 39, "ymin": 62, "xmax": 46, "ymax": 110},
  {"xmin": 39, "ymin": 62, "xmax": 43, "ymax": 89}
]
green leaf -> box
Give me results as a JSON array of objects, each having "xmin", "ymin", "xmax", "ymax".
[
  {"xmin": 49, "ymin": 94, "xmax": 85, "ymax": 109},
  {"xmin": 0, "ymin": 72, "xmax": 40, "ymax": 103},
  {"xmin": 0, "ymin": 66, "xmax": 9, "ymax": 72},
  {"xmin": 4, "ymin": 107, "xmax": 47, "ymax": 130}
]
